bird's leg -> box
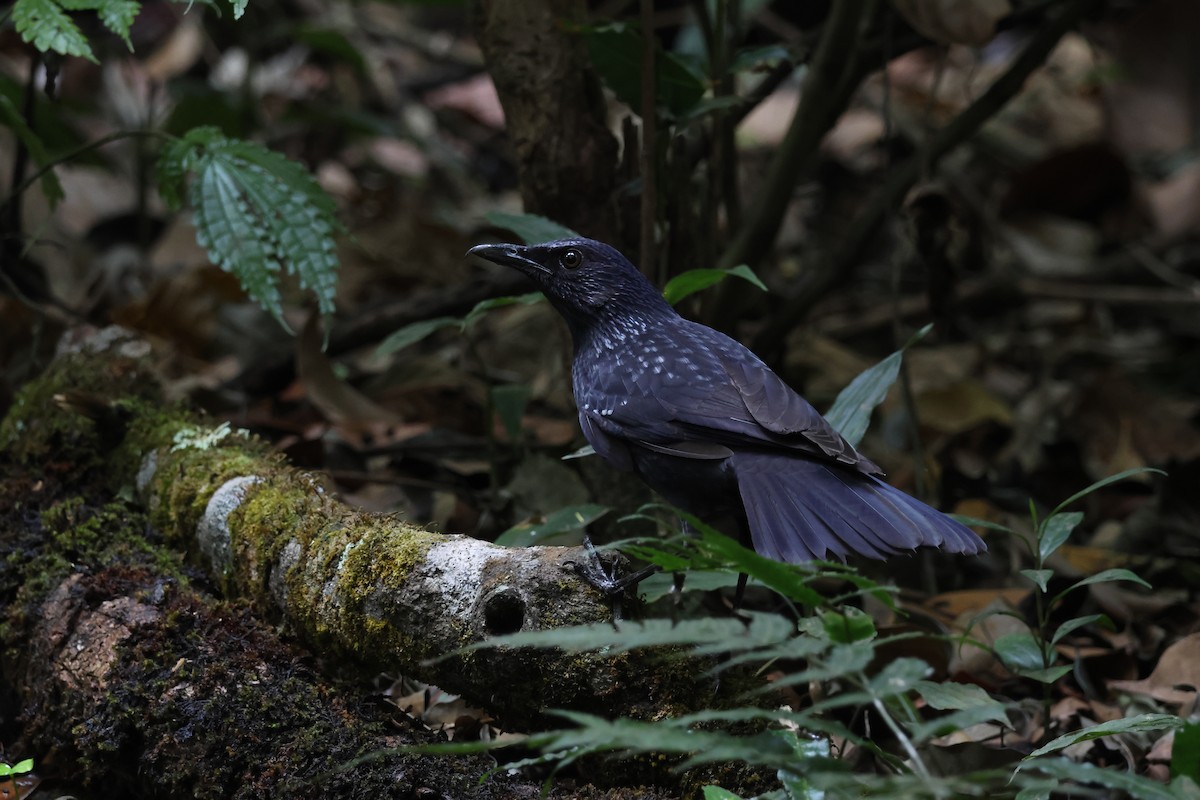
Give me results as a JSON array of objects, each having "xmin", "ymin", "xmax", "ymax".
[
  {"xmin": 566, "ymin": 534, "xmax": 661, "ymax": 606},
  {"xmin": 733, "ymin": 572, "xmax": 749, "ymax": 610}
]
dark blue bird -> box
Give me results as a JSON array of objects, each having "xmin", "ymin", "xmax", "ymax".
[{"xmin": 469, "ymin": 238, "xmax": 985, "ymax": 568}]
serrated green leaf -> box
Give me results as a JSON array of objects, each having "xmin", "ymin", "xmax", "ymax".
[
  {"xmin": 1020, "ymin": 568, "xmax": 1053, "ymax": 592},
  {"xmin": 1051, "ymin": 613, "xmax": 1110, "ymax": 646},
  {"xmin": 464, "ymin": 612, "xmax": 793, "ymax": 656},
  {"xmin": 636, "ymin": 569, "xmax": 742, "ymax": 602},
  {"xmin": 192, "ymin": 157, "xmax": 287, "ymax": 326},
  {"xmin": 769, "ymin": 642, "xmax": 875, "ymax": 689},
  {"xmin": 825, "ymin": 324, "xmax": 932, "ymax": 446},
  {"xmin": 12, "ymin": 0, "xmax": 96, "ymax": 61},
  {"xmin": 484, "ymin": 212, "xmax": 579, "ymax": 245},
  {"xmin": 662, "ymin": 264, "xmax": 767, "ymax": 305},
  {"xmin": 1024, "ymin": 714, "xmax": 1183, "ymax": 760},
  {"xmin": 58, "ymin": 0, "xmax": 140, "ymax": 48},
  {"xmin": 0, "ymin": 93, "xmax": 63, "ymax": 206},
  {"xmin": 495, "ymin": 504, "xmax": 610, "ymax": 548},
  {"xmin": 167, "ymin": 130, "xmax": 342, "ymax": 331},
  {"xmin": 1039, "ymin": 511, "xmax": 1082, "ymax": 562}
]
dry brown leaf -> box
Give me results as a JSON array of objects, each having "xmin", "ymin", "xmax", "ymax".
[
  {"xmin": 915, "ymin": 381, "xmax": 1012, "ymax": 436},
  {"xmin": 1108, "ymin": 632, "xmax": 1200, "ymax": 707}
]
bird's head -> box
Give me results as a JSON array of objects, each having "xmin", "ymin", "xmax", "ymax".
[{"xmin": 467, "ymin": 237, "xmax": 673, "ymax": 338}]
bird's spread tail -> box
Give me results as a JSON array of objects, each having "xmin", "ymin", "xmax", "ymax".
[{"xmin": 731, "ymin": 452, "xmax": 985, "ymax": 563}]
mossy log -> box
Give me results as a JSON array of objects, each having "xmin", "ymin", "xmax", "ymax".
[{"xmin": 1, "ymin": 326, "xmax": 727, "ymax": 737}]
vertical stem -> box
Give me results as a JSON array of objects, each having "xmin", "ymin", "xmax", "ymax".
[
  {"xmin": 3, "ymin": 54, "xmax": 39, "ymax": 255},
  {"xmin": 639, "ymin": 0, "xmax": 658, "ymax": 280}
]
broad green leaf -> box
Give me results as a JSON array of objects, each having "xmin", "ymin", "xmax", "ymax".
[
  {"xmin": 491, "ymin": 384, "xmax": 531, "ymax": 442},
  {"xmin": 1038, "ymin": 511, "xmax": 1082, "ymax": 562},
  {"xmin": 484, "ymin": 211, "xmax": 579, "ymax": 245},
  {"xmin": 462, "ymin": 292, "xmax": 544, "ymax": 328},
  {"xmin": 375, "ymin": 317, "xmax": 459, "ymax": 356},
  {"xmin": 1051, "ymin": 613, "xmax": 1110, "ymax": 646},
  {"xmin": 948, "ymin": 513, "xmax": 1012, "ymax": 533},
  {"xmin": 821, "ymin": 607, "xmax": 876, "ymax": 644},
  {"xmin": 1024, "ymin": 714, "xmax": 1184, "ymax": 760},
  {"xmin": 1023, "ymin": 757, "xmax": 1183, "ymax": 800},
  {"xmin": 703, "ymin": 788, "xmax": 742, "ymax": 800},
  {"xmin": 867, "ymin": 657, "xmax": 931, "ymax": 697},
  {"xmin": 825, "ymin": 324, "xmax": 932, "ymax": 447},
  {"xmin": 9, "ymin": 759, "xmax": 32, "ymax": 773},
  {"xmin": 0, "ymin": 94, "xmax": 63, "ymax": 206},
  {"xmin": 495, "ymin": 504, "xmax": 609, "ymax": 547},
  {"xmin": 1020, "ymin": 568, "xmax": 1053, "ymax": 592},
  {"xmin": 1050, "ymin": 467, "xmax": 1166, "ymax": 518},
  {"xmin": 993, "ymin": 632, "xmax": 1049, "ymax": 673},
  {"xmin": 12, "ymin": 0, "xmax": 96, "ymax": 61},
  {"xmin": 1174, "ymin": 723, "xmax": 1200, "ymax": 782},
  {"xmin": 662, "ymin": 265, "xmax": 767, "ymax": 305},
  {"xmin": 583, "ymin": 23, "xmax": 708, "ymax": 118},
  {"xmin": 909, "ymin": 704, "xmax": 1014, "ymax": 743},
  {"xmin": 915, "ymin": 679, "xmax": 1006, "ymax": 716},
  {"xmin": 1055, "ymin": 568, "xmax": 1152, "ymax": 606}
]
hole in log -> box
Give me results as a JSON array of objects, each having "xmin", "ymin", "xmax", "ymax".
[{"xmin": 483, "ymin": 587, "xmax": 525, "ymax": 635}]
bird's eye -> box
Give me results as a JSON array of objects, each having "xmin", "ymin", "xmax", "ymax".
[{"xmin": 561, "ymin": 249, "xmax": 583, "ymax": 270}]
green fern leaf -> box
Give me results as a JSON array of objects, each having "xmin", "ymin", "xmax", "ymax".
[
  {"xmin": 99, "ymin": 0, "xmax": 140, "ymax": 48},
  {"xmin": 57, "ymin": 0, "xmax": 138, "ymax": 47},
  {"xmin": 12, "ymin": 0, "xmax": 97, "ymax": 62},
  {"xmin": 191, "ymin": 156, "xmax": 287, "ymax": 326},
  {"xmin": 159, "ymin": 127, "xmax": 342, "ymax": 330}
]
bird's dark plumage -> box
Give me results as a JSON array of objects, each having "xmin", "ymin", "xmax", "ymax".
[{"xmin": 468, "ymin": 238, "xmax": 985, "ymax": 564}]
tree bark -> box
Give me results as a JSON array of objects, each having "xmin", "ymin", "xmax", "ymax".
[{"xmin": 471, "ymin": 0, "xmax": 622, "ymax": 243}]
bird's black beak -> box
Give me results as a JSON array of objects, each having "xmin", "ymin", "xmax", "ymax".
[{"xmin": 467, "ymin": 243, "xmax": 551, "ymax": 280}]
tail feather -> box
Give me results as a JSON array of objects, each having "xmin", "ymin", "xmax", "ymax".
[{"xmin": 732, "ymin": 452, "xmax": 985, "ymax": 564}]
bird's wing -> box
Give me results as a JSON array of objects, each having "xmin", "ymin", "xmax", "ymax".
[
  {"xmin": 654, "ymin": 325, "xmax": 879, "ymax": 472},
  {"xmin": 576, "ymin": 323, "xmax": 878, "ymax": 473}
]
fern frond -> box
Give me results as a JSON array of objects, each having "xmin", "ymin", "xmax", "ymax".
[{"xmin": 12, "ymin": 0, "xmax": 97, "ymax": 62}]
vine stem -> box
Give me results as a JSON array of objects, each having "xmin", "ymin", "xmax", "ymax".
[{"xmin": 1, "ymin": 130, "xmax": 172, "ymax": 212}]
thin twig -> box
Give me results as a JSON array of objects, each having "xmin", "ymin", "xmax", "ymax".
[
  {"xmin": 717, "ymin": 0, "xmax": 871, "ymax": 273},
  {"xmin": 752, "ymin": 0, "xmax": 1102, "ymax": 353}
]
